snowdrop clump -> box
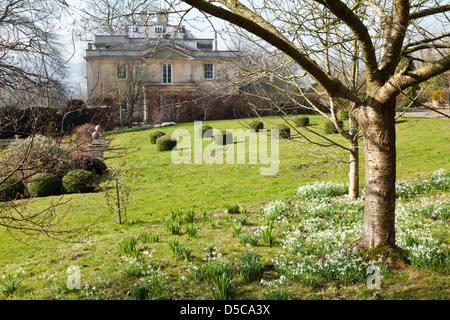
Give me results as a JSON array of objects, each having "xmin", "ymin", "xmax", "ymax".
[
  {"xmin": 262, "ymin": 199, "xmax": 291, "ymax": 221},
  {"xmin": 297, "ymin": 181, "xmax": 348, "ymax": 200}
]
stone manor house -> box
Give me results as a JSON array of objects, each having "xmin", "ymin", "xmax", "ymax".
[{"xmin": 85, "ymin": 13, "xmax": 241, "ymax": 122}]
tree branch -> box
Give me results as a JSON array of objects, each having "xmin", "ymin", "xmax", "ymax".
[
  {"xmin": 410, "ymin": 4, "xmax": 450, "ymax": 20},
  {"xmin": 182, "ymin": 0, "xmax": 361, "ymax": 105}
]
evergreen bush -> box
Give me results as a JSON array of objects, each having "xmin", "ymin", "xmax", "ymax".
[
  {"xmin": 249, "ymin": 120, "xmax": 264, "ymax": 132},
  {"xmin": 323, "ymin": 119, "xmax": 342, "ymax": 134},
  {"xmin": 62, "ymin": 169, "xmax": 97, "ymax": 193},
  {"xmin": 156, "ymin": 135, "xmax": 177, "ymax": 151},
  {"xmin": 71, "ymin": 152, "xmax": 107, "ymax": 175},
  {"xmin": 27, "ymin": 173, "xmax": 62, "ymax": 197},
  {"xmin": 274, "ymin": 124, "xmax": 290, "ymax": 139},
  {"xmin": 215, "ymin": 130, "xmax": 233, "ymax": 145},
  {"xmin": 198, "ymin": 124, "xmax": 213, "ymax": 138},
  {"xmin": 294, "ymin": 115, "xmax": 309, "ymax": 127},
  {"xmin": 0, "ymin": 177, "xmax": 26, "ymax": 201},
  {"xmin": 149, "ymin": 131, "xmax": 166, "ymax": 144}
]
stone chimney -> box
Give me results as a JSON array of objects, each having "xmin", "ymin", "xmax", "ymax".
[{"xmin": 212, "ymin": 32, "xmax": 218, "ymax": 51}]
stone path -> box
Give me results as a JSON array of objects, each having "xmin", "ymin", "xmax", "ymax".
[{"xmin": 397, "ymin": 108, "xmax": 450, "ymax": 118}]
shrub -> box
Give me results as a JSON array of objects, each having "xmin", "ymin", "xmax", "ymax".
[
  {"xmin": 337, "ymin": 110, "xmax": 349, "ymax": 121},
  {"xmin": 323, "ymin": 119, "xmax": 342, "ymax": 134},
  {"xmin": 215, "ymin": 130, "xmax": 233, "ymax": 145},
  {"xmin": 149, "ymin": 131, "xmax": 166, "ymax": 144},
  {"xmin": 294, "ymin": 115, "xmax": 309, "ymax": 127},
  {"xmin": 249, "ymin": 120, "xmax": 264, "ymax": 131},
  {"xmin": 62, "ymin": 169, "xmax": 97, "ymax": 193},
  {"xmin": 198, "ymin": 124, "xmax": 213, "ymax": 138},
  {"xmin": 273, "ymin": 124, "xmax": 290, "ymax": 139},
  {"xmin": 239, "ymin": 251, "xmax": 265, "ymax": 282},
  {"xmin": 156, "ymin": 135, "xmax": 177, "ymax": 151},
  {"xmin": 0, "ymin": 135, "xmax": 71, "ymax": 178},
  {"xmin": 0, "ymin": 177, "xmax": 26, "ymax": 201},
  {"xmin": 431, "ymin": 89, "xmax": 445, "ymax": 101},
  {"xmin": 71, "ymin": 152, "xmax": 107, "ymax": 175},
  {"xmin": 27, "ymin": 173, "xmax": 62, "ymax": 197}
]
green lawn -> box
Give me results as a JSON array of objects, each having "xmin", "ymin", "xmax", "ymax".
[{"xmin": 0, "ymin": 115, "xmax": 448, "ymax": 300}]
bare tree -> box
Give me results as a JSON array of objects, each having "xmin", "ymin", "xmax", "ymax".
[
  {"xmin": 112, "ymin": 59, "xmax": 148, "ymax": 129},
  {"xmin": 77, "ymin": 0, "xmax": 161, "ymax": 35},
  {"xmin": 0, "ymin": 0, "xmax": 95, "ymax": 240},
  {"xmin": 231, "ymin": 26, "xmax": 364, "ymax": 199},
  {"xmin": 178, "ymin": 0, "xmax": 450, "ymax": 250}
]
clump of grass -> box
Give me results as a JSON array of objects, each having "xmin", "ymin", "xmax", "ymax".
[
  {"xmin": 260, "ymin": 221, "xmax": 274, "ymax": 247},
  {"xmin": 239, "ymin": 251, "xmax": 265, "ymax": 282},
  {"xmin": 211, "ymin": 273, "xmax": 236, "ymax": 300},
  {"xmin": 170, "ymin": 209, "xmax": 182, "ymax": 221},
  {"xmin": 262, "ymin": 199, "xmax": 289, "ymax": 222},
  {"xmin": 261, "ymin": 276, "xmax": 290, "ymax": 300},
  {"xmin": 118, "ymin": 237, "xmax": 140, "ymax": 257},
  {"xmin": 130, "ymin": 282, "xmax": 150, "ymax": 300},
  {"xmin": 211, "ymin": 219, "xmax": 222, "ymax": 229},
  {"xmin": 184, "ymin": 208, "xmax": 196, "ymax": 223},
  {"xmin": 140, "ymin": 231, "xmax": 159, "ymax": 243},
  {"xmin": 166, "ymin": 220, "xmax": 181, "ymax": 235},
  {"xmin": 0, "ymin": 268, "xmax": 25, "ymax": 296},
  {"xmin": 186, "ymin": 223, "xmax": 198, "ymax": 238},
  {"xmin": 168, "ymin": 237, "xmax": 192, "ymax": 260},
  {"xmin": 238, "ymin": 232, "xmax": 259, "ymax": 246},
  {"xmin": 233, "ymin": 215, "xmax": 248, "ymax": 226},
  {"xmin": 226, "ymin": 203, "xmax": 240, "ymax": 214}
]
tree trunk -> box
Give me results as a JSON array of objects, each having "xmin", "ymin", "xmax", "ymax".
[
  {"xmin": 360, "ymin": 100, "xmax": 396, "ymax": 249},
  {"xmin": 348, "ymin": 116, "xmax": 359, "ymax": 200},
  {"xmin": 348, "ymin": 141, "xmax": 359, "ymax": 200}
]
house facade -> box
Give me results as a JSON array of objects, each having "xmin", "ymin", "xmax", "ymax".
[{"xmin": 85, "ymin": 14, "xmax": 241, "ymax": 122}]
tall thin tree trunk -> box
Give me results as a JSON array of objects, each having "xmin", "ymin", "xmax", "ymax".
[
  {"xmin": 360, "ymin": 100, "xmax": 397, "ymax": 249},
  {"xmin": 348, "ymin": 141, "xmax": 359, "ymax": 200},
  {"xmin": 348, "ymin": 116, "xmax": 359, "ymax": 200}
]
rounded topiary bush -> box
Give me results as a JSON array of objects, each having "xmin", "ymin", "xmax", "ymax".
[
  {"xmin": 294, "ymin": 115, "xmax": 309, "ymax": 127},
  {"xmin": 323, "ymin": 119, "xmax": 342, "ymax": 134},
  {"xmin": 150, "ymin": 131, "xmax": 166, "ymax": 144},
  {"xmin": 62, "ymin": 169, "xmax": 96, "ymax": 194},
  {"xmin": 71, "ymin": 152, "xmax": 107, "ymax": 175},
  {"xmin": 273, "ymin": 124, "xmax": 291, "ymax": 139},
  {"xmin": 27, "ymin": 173, "xmax": 62, "ymax": 197},
  {"xmin": 215, "ymin": 130, "xmax": 233, "ymax": 145},
  {"xmin": 0, "ymin": 177, "xmax": 26, "ymax": 201},
  {"xmin": 198, "ymin": 124, "xmax": 213, "ymax": 138},
  {"xmin": 249, "ymin": 120, "xmax": 264, "ymax": 132},
  {"xmin": 156, "ymin": 135, "xmax": 177, "ymax": 151}
]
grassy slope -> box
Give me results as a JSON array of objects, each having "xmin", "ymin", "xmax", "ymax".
[{"xmin": 0, "ymin": 115, "xmax": 448, "ymax": 299}]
